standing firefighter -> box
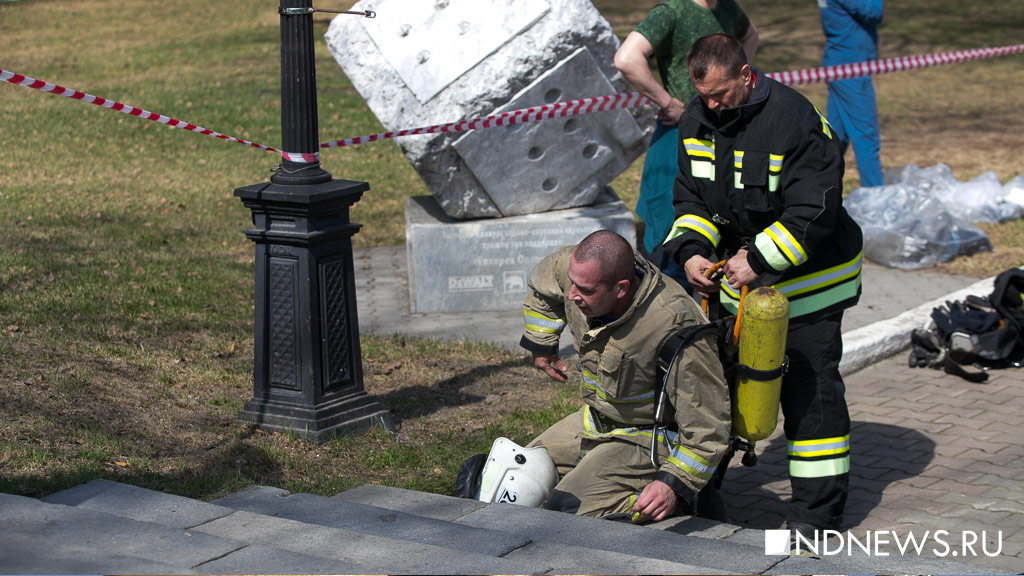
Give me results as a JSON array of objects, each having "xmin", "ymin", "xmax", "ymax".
[
  {"xmin": 519, "ymin": 230, "xmax": 731, "ymax": 523},
  {"xmin": 663, "ymin": 34, "xmax": 863, "ymax": 535}
]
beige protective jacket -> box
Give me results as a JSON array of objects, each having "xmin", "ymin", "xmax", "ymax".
[{"xmin": 521, "ymin": 246, "xmax": 731, "ymax": 499}]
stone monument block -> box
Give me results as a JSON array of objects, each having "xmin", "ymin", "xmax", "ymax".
[
  {"xmin": 405, "ymin": 196, "xmax": 636, "ymax": 313},
  {"xmin": 326, "ymin": 0, "xmax": 653, "ymax": 219}
]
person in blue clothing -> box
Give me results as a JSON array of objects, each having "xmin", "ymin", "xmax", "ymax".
[{"xmin": 819, "ymin": 0, "xmax": 884, "ymax": 188}]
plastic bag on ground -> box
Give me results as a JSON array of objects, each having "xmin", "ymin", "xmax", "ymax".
[{"xmin": 846, "ymin": 164, "xmax": 996, "ymax": 269}]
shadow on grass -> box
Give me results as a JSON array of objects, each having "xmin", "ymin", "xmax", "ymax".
[{"xmin": 374, "ymin": 357, "xmax": 530, "ymax": 426}]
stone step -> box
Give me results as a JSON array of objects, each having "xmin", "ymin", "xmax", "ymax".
[
  {"xmin": 351, "ymin": 485, "xmax": 999, "ymax": 576},
  {"xmin": 24, "ymin": 480, "xmax": 1004, "ymax": 575},
  {"xmin": 1, "ymin": 492, "xmax": 357, "ymax": 575},
  {"xmin": 213, "ymin": 485, "xmax": 532, "ymax": 558},
  {"xmin": 220, "ymin": 485, "xmax": 720, "ymax": 575},
  {"xmin": 340, "ymin": 484, "xmax": 784, "ymax": 574},
  {"xmin": 42, "ymin": 480, "xmax": 549, "ymax": 574}
]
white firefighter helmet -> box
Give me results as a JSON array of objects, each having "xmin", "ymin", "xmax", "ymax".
[{"xmin": 475, "ymin": 437, "xmax": 558, "ymax": 508}]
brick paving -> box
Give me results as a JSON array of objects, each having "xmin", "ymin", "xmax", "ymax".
[{"xmin": 719, "ymin": 353, "xmax": 1024, "ymax": 573}]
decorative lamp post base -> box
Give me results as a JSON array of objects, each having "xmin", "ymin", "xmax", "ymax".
[{"xmin": 235, "ymin": 178, "xmax": 392, "ymax": 442}]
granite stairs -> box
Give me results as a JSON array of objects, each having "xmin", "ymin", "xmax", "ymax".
[{"xmin": 0, "ymin": 478, "xmax": 998, "ymax": 575}]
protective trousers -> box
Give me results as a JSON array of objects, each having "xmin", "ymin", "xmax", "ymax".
[
  {"xmin": 527, "ymin": 410, "xmax": 654, "ymax": 520},
  {"xmin": 780, "ymin": 312, "xmax": 851, "ymax": 530},
  {"xmin": 827, "ymin": 77, "xmax": 883, "ymax": 188},
  {"xmin": 526, "ymin": 408, "xmax": 722, "ymax": 522}
]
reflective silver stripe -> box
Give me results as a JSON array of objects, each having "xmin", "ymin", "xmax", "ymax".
[
  {"xmin": 775, "ymin": 253, "xmax": 862, "ymax": 298},
  {"xmin": 581, "ymin": 409, "xmax": 716, "ymax": 479},
  {"xmin": 765, "ymin": 222, "xmax": 808, "ymax": 266},
  {"xmin": 683, "ymin": 138, "xmax": 715, "ymax": 159},
  {"xmin": 523, "ymin": 309, "xmax": 565, "ymax": 334},
  {"xmin": 581, "ymin": 368, "xmax": 614, "ymax": 399},
  {"xmin": 581, "ymin": 369, "xmax": 653, "ymax": 403},
  {"xmin": 664, "ymin": 214, "xmax": 720, "ymax": 247},
  {"xmin": 768, "ymin": 154, "xmax": 783, "ymax": 192},
  {"xmin": 733, "ymin": 151, "xmax": 743, "ymax": 189},
  {"xmin": 754, "ymin": 231, "xmax": 792, "ymax": 272},
  {"xmin": 788, "ymin": 436, "xmax": 850, "ymax": 457},
  {"xmin": 684, "ymin": 138, "xmax": 715, "ymax": 181}
]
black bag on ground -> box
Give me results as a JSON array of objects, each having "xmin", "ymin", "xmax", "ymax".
[{"xmin": 908, "ymin": 267, "xmax": 1024, "ymax": 382}]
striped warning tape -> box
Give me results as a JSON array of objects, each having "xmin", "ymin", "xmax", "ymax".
[
  {"xmin": 767, "ymin": 43, "xmax": 1024, "ymax": 86},
  {"xmin": 3, "ymin": 43, "xmax": 1022, "ymax": 155},
  {"xmin": 323, "ymin": 43, "xmax": 1024, "ymax": 148},
  {"xmin": 0, "ymin": 68, "xmax": 319, "ymax": 164},
  {"xmin": 319, "ymin": 92, "xmax": 650, "ymax": 149}
]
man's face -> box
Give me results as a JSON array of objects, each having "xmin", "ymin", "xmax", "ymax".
[
  {"xmin": 692, "ymin": 64, "xmax": 754, "ymax": 115},
  {"xmin": 567, "ymin": 255, "xmax": 624, "ymax": 319}
]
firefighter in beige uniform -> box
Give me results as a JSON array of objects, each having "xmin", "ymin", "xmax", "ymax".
[{"xmin": 520, "ymin": 230, "xmax": 731, "ymax": 522}]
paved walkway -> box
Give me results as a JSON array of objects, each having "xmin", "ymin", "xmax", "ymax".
[{"xmin": 720, "ymin": 353, "xmax": 1024, "ymax": 573}]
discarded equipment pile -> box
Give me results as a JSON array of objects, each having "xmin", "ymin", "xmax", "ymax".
[{"xmin": 909, "ymin": 268, "xmax": 1024, "ymax": 382}]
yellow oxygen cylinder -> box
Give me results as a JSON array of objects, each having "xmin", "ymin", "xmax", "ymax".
[{"xmin": 732, "ymin": 286, "xmax": 788, "ymax": 445}]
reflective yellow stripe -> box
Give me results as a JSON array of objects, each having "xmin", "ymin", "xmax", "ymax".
[
  {"xmin": 718, "ymin": 252, "xmax": 862, "ymax": 318},
  {"xmin": 685, "ymin": 138, "xmax": 715, "ymax": 181},
  {"xmin": 786, "ymin": 276, "xmax": 861, "ymax": 318},
  {"xmin": 754, "ymin": 233, "xmax": 788, "ymax": 271},
  {"xmin": 764, "ymin": 222, "xmax": 808, "ymax": 267},
  {"xmin": 683, "ymin": 138, "xmax": 715, "ymax": 159},
  {"xmin": 581, "ymin": 369, "xmax": 653, "ymax": 404},
  {"xmin": 775, "ymin": 252, "xmax": 862, "ymax": 298},
  {"xmin": 788, "ymin": 435, "xmax": 849, "ymax": 458},
  {"xmin": 667, "ymin": 445, "xmax": 716, "ymax": 480},
  {"xmin": 581, "ymin": 408, "xmax": 716, "ymax": 479},
  {"xmin": 815, "ymin": 107, "xmax": 833, "ymax": 139},
  {"xmin": 664, "ymin": 214, "xmax": 720, "ymax": 247},
  {"xmin": 523, "ymin": 309, "xmax": 565, "ymax": 334},
  {"xmin": 628, "ymin": 493, "xmax": 642, "ymax": 523},
  {"xmin": 789, "ymin": 455, "xmax": 850, "ymax": 478},
  {"xmin": 768, "ymin": 154, "xmax": 783, "ymax": 192},
  {"xmin": 733, "ymin": 151, "xmax": 743, "ymax": 189}
]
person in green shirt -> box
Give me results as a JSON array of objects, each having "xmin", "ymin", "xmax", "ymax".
[{"xmin": 614, "ymin": 0, "xmax": 758, "ymax": 269}]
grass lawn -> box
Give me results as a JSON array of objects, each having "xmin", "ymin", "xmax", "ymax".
[{"xmin": 1, "ymin": 0, "xmax": 1023, "ymax": 499}]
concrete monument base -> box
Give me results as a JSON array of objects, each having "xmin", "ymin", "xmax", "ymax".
[{"xmin": 405, "ymin": 195, "xmax": 636, "ymax": 313}]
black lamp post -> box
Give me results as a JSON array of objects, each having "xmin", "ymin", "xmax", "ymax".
[{"xmin": 234, "ymin": 0, "xmax": 392, "ymax": 442}]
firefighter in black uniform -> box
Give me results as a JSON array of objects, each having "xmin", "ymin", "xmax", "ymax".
[{"xmin": 662, "ymin": 34, "xmax": 863, "ymax": 535}]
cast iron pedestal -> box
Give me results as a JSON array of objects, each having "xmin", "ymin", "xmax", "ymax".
[{"xmin": 235, "ymin": 179, "xmax": 392, "ymax": 442}]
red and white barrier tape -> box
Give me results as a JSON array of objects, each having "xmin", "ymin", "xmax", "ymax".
[
  {"xmin": 319, "ymin": 92, "xmax": 651, "ymax": 148},
  {"xmin": 768, "ymin": 43, "xmax": 1024, "ymax": 86},
  {"xmin": 0, "ymin": 68, "xmax": 319, "ymax": 164},
  {"xmin": 322, "ymin": 43, "xmax": 1023, "ymax": 148},
  {"xmin": 3, "ymin": 43, "xmax": 1021, "ymax": 155}
]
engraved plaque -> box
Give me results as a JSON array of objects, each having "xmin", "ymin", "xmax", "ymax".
[{"xmin": 406, "ymin": 196, "xmax": 636, "ymax": 312}]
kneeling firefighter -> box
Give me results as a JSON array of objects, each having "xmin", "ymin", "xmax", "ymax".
[{"xmin": 455, "ymin": 283, "xmax": 788, "ymax": 521}]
